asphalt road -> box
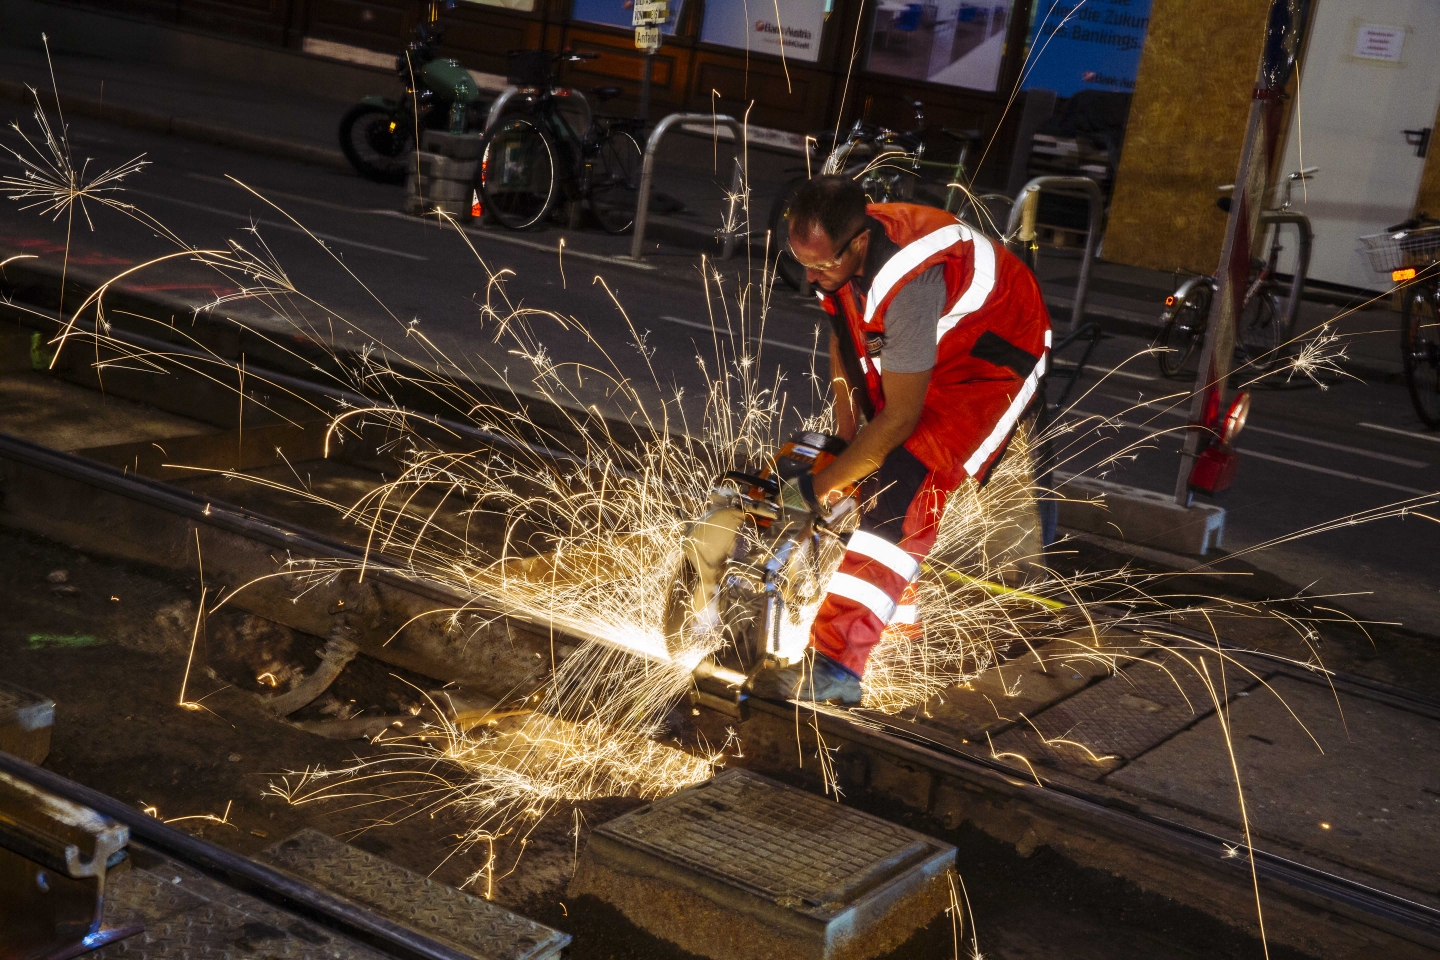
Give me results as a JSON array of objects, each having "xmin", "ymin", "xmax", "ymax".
[{"xmin": 2, "ymin": 108, "xmax": 1437, "ymax": 634}]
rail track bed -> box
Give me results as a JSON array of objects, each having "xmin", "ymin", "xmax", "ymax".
[{"xmin": 2, "ymin": 270, "xmax": 1439, "ymax": 960}]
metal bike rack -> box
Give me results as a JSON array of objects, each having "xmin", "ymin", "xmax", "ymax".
[
  {"xmin": 630, "ymin": 113, "xmax": 747, "ymax": 262},
  {"xmin": 1006, "ymin": 175, "xmax": 1105, "ymax": 333},
  {"xmin": 1259, "ymin": 209, "xmax": 1313, "ymax": 344}
]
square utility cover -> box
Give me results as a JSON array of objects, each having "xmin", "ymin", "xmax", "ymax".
[{"xmin": 571, "ymin": 768, "xmax": 955, "ymax": 960}]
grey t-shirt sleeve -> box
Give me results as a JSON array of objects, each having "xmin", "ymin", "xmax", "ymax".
[{"xmin": 879, "ymin": 265, "xmax": 945, "ymax": 373}]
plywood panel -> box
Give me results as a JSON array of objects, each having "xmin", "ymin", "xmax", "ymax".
[{"xmin": 1103, "ymin": 0, "xmax": 1269, "ymax": 274}]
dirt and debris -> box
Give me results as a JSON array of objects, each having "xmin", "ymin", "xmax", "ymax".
[{"xmin": 0, "ymin": 525, "xmax": 1315, "ymax": 959}]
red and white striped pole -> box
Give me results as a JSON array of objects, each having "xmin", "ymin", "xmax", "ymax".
[{"xmin": 1174, "ymin": 0, "xmax": 1311, "ymax": 506}]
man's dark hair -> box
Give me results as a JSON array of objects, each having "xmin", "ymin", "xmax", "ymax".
[{"xmin": 786, "ymin": 175, "xmax": 868, "ymax": 244}]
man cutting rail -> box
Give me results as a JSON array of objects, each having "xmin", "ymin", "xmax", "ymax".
[{"xmin": 745, "ymin": 175, "xmax": 1053, "ymax": 705}]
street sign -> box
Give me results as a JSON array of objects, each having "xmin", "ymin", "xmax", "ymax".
[
  {"xmin": 633, "ymin": 0, "xmax": 669, "ymax": 25},
  {"xmin": 635, "ymin": 24, "xmax": 660, "ymax": 51}
]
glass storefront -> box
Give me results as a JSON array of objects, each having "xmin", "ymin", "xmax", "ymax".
[{"xmin": 865, "ymin": 0, "xmax": 1015, "ymax": 91}]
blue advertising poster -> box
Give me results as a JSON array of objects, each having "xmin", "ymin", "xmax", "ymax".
[
  {"xmin": 1022, "ymin": 0, "xmax": 1151, "ymax": 96},
  {"xmin": 571, "ymin": 0, "xmax": 683, "ymax": 35}
]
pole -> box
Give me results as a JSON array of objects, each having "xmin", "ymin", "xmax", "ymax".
[
  {"xmin": 1173, "ymin": 0, "xmax": 1310, "ymax": 506},
  {"xmin": 639, "ymin": 52, "xmax": 654, "ymax": 123}
]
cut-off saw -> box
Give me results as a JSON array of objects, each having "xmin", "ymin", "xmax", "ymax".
[{"xmin": 663, "ymin": 431, "xmax": 858, "ymax": 716}]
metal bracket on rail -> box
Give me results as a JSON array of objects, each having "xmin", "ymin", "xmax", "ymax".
[
  {"xmin": 630, "ymin": 113, "xmax": 747, "ymax": 262},
  {"xmin": 1259, "ymin": 209, "xmax": 1312, "ymax": 347},
  {"xmin": 1005, "ymin": 175, "xmax": 1105, "ymax": 333},
  {"xmin": 0, "ymin": 767, "xmax": 140, "ymax": 956}
]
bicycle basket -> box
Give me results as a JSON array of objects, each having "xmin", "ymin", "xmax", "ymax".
[
  {"xmin": 1358, "ymin": 225, "xmax": 1440, "ymax": 274},
  {"xmin": 507, "ymin": 50, "xmax": 552, "ymax": 88}
]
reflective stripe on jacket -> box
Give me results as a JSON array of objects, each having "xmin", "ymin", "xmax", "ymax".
[{"xmin": 817, "ymin": 203, "xmax": 1054, "ymax": 487}]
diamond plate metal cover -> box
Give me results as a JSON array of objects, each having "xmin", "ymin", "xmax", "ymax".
[
  {"xmin": 96, "ymin": 860, "xmax": 388, "ymax": 959},
  {"xmin": 261, "ymin": 829, "xmax": 569, "ymax": 960},
  {"xmin": 594, "ymin": 768, "xmax": 954, "ymax": 921},
  {"xmin": 989, "ymin": 652, "xmax": 1262, "ymax": 780}
]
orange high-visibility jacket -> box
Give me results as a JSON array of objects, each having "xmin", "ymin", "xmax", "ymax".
[{"xmin": 817, "ymin": 203, "xmax": 1054, "ymax": 487}]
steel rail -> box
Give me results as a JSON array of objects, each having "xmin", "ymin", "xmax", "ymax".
[{"xmin": 0, "ymin": 750, "xmax": 486, "ymax": 960}]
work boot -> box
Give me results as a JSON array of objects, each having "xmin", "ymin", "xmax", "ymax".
[{"xmin": 744, "ymin": 649, "xmax": 863, "ymax": 706}]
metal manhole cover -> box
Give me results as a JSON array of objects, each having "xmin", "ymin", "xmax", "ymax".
[
  {"xmin": 596, "ymin": 768, "xmax": 945, "ymax": 917},
  {"xmin": 574, "ymin": 769, "xmax": 955, "ymax": 960}
]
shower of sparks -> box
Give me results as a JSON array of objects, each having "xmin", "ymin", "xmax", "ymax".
[{"xmin": 7, "ymin": 93, "xmax": 1438, "ymax": 935}]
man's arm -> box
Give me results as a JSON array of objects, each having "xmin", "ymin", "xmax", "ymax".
[
  {"xmin": 829, "ymin": 333, "xmax": 859, "ymax": 443},
  {"xmin": 813, "ymin": 366, "xmax": 930, "ymax": 502}
]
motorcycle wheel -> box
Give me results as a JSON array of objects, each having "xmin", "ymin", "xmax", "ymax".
[
  {"xmin": 768, "ymin": 178, "xmax": 809, "ymax": 293},
  {"xmin": 477, "ymin": 117, "xmax": 558, "ymax": 231},
  {"xmin": 1157, "ymin": 282, "xmax": 1211, "ymax": 378},
  {"xmin": 589, "ymin": 129, "xmax": 644, "ymax": 235},
  {"xmin": 339, "ymin": 103, "xmax": 412, "ymax": 184}
]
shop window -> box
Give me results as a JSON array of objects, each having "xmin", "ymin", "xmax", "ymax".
[
  {"xmin": 699, "ymin": 0, "xmax": 828, "ymax": 62},
  {"xmin": 572, "ymin": 0, "xmax": 685, "ymax": 35},
  {"xmin": 1021, "ymin": 0, "xmax": 1152, "ymax": 96},
  {"xmin": 866, "ymin": 0, "xmax": 1015, "ymax": 91}
]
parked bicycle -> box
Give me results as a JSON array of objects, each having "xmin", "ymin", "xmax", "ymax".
[
  {"xmin": 339, "ymin": 3, "xmax": 490, "ymax": 184},
  {"xmin": 1156, "ymin": 167, "xmax": 1318, "ymax": 379},
  {"xmin": 768, "ymin": 105, "xmax": 993, "ymax": 291},
  {"xmin": 1360, "ymin": 214, "xmax": 1440, "ymax": 429},
  {"xmin": 475, "ymin": 50, "xmax": 644, "ymax": 233}
]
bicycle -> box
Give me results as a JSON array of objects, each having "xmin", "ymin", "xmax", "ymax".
[
  {"xmin": 475, "ymin": 50, "xmax": 644, "ymax": 233},
  {"xmin": 1156, "ymin": 167, "xmax": 1318, "ymax": 379},
  {"xmin": 1359, "ymin": 213, "xmax": 1440, "ymax": 428},
  {"xmin": 768, "ymin": 104, "xmax": 991, "ymax": 291}
]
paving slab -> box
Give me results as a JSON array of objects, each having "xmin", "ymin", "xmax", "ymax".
[
  {"xmin": 1108, "ymin": 674, "xmax": 1440, "ymax": 900},
  {"xmin": 569, "ymin": 768, "xmax": 955, "ymax": 960},
  {"xmin": 990, "ymin": 650, "xmax": 1262, "ymax": 780}
]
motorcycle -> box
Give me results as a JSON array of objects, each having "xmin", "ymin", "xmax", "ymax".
[{"xmin": 338, "ymin": 2, "xmax": 491, "ymax": 184}]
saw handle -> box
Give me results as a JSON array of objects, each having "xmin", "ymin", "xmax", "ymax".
[{"xmin": 723, "ymin": 471, "xmax": 779, "ymax": 497}]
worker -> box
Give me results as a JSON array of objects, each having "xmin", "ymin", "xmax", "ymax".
[{"xmin": 746, "ymin": 175, "xmax": 1053, "ymax": 705}]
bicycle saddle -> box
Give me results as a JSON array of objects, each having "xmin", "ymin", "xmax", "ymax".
[{"xmin": 592, "ymin": 85, "xmax": 622, "ymax": 102}]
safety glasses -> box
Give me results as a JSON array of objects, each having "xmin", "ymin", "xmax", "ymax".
[{"xmin": 784, "ymin": 223, "xmax": 868, "ymax": 271}]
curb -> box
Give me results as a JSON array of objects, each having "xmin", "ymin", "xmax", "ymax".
[{"xmin": 0, "ymin": 78, "xmax": 351, "ymax": 174}]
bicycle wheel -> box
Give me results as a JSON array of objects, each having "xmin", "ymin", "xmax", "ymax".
[
  {"xmin": 589, "ymin": 128, "xmax": 644, "ymax": 235},
  {"xmin": 1236, "ymin": 289, "xmax": 1285, "ymax": 373},
  {"xmin": 1157, "ymin": 281, "xmax": 1211, "ymax": 378},
  {"xmin": 768, "ymin": 178, "xmax": 808, "ymax": 292},
  {"xmin": 339, "ymin": 103, "xmax": 412, "ymax": 184},
  {"xmin": 1402, "ymin": 283, "xmax": 1440, "ymax": 429},
  {"xmin": 477, "ymin": 117, "xmax": 557, "ymax": 230}
]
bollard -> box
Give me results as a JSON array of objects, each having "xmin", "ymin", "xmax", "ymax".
[{"xmin": 630, "ymin": 113, "xmax": 747, "ymax": 262}]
